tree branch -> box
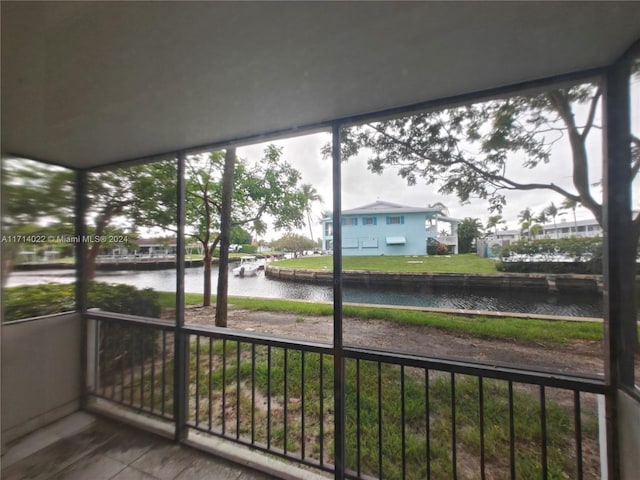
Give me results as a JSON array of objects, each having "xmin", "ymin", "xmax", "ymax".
[{"xmin": 581, "ymin": 86, "xmax": 602, "ymax": 140}]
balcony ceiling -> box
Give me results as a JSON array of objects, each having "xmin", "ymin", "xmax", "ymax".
[{"xmin": 2, "ymin": 1, "xmax": 640, "ymax": 170}]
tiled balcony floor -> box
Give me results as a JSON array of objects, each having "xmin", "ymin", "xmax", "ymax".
[{"xmin": 2, "ymin": 416, "xmax": 277, "ymax": 480}]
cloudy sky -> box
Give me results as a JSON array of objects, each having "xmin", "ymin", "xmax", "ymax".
[
  {"xmin": 237, "ymin": 131, "xmax": 609, "ymax": 243},
  {"xmin": 238, "ymin": 78, "xmax": 639, "ymax": 242}
]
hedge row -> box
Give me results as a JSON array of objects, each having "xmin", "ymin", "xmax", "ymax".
[
  {"xmin": 3, "ymin": 281, "xmax": 161, "ymax": 322},
  {"xmin": 500, "ymin": 237, "xmax": 603, "ymax": 262}
]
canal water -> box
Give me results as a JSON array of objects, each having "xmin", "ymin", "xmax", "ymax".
[{"xmin": 6, "ymin": 266, "xmax": 603, "ymax": 318}]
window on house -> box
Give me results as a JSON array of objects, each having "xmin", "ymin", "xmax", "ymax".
[
  {"xmin": 342, "ymin": 217, "xmax": 357, "ymax": 226},
  {"xmin": 362, "ymin": 216, "xmax": 376, "ymax": 226},
  {"xmin": 386, "ymin": 215, "xmax": 404, "ymax": 225},
  {"xmin": 324, "ymin": 222, "xmax": 333, "ymax": 236}
]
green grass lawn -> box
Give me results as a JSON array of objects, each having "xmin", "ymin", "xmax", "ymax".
[
  {"xmin": 158, "ymin": 292, "xmax": 611, "ymax": 346},
  {"xmin": 271, "ymin": 254, "xmax": 498, "ymax": 273}
]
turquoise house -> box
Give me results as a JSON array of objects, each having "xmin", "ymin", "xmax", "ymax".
[{"xmin": 321, "ymin": 201, "xmax": 459, "ymax": 256}]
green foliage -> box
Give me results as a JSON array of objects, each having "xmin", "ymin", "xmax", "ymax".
[
  {"xmin": 427, "ymin": 239, "xmax": 450, "ymax": 255},
  {"xmin": 87, "ymin": 281, "xmax": 161, "ymax": 317},
  {"xmin": 500, "ymin": 237, "xmax": 602, "ymax": 261},
  {"xmin": 3, "ymin": 283, "xmax": 76, "ymax": 321},
  {"xmin": 3, "ymin": 281, "xmax": 161, "ymax": 322},
  {"xmin": 270, "ymin": 232, "xmax": 316, "ymax": 252},
  {"xmin": 497, "ymin": 237, "xmax": 604, "ymax": 273},
  {"xmin": 457, "ymin": 217, "xmax": 483, "ymax": 254},
  {"xmin": 239, "ymin": 244, "xmax": 257, "ymax": 254},
  {"xmin": 230, "ymin": 226, "xmax": 252, "ymax": 245}
]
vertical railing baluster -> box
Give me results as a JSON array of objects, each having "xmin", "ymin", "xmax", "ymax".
[
  {"xmin": 301, "ymin": 350, "xmax": 306, "ymax": 460},
  {"xmin": 319, "ymin": 352, "xmax": 324, "ymax": 467},
  {"xmin": 508, "ymin": 381, "xmax": 516, "ymax": 479},
  {"xmin": 540, "ymin": 385, "xmax": 548, "ymax": 480},
  {"xmin": 129, "ymin": 326, "xmax": 135, "ymax": 405},
  {"xmin": 236, "ymin": 341, "xmax": 241, "ymax": 440},
  {"xmin": 120, "ymin": 324, "xmax": 126, "ymax": 404},
  {"xmin": 109, "ymin": 323, "xmax": 116, "ymax": 400},
  {"xmin": 195, "ymin": 335, "xmax": 200, "ymax": 427},
  {"xmin": 267, "ymin": 346, "xmax": 272, "ymax": 450},
  {"xmin": 574, "ymin": 390, "xmax": 583, "ymax": 480},
  {"xmin": 161, "ymin": 330, "xmax": 166, "ymax": 416},
  {"xmin": 140, "ymin": 328, "xmax": 145, "ymax": 409},
  {"xmin": 251, "ymin": 343, "xmax": 256, "ymax": 445},
  {"xmin": 94, "ymin": 320, "xmax": 100, "ymax": 397},
  {"xmin": 426, "ymin": 369, "xmax": 430, "ymax": 480},
  {"xmin": 150, "ymin": 328, "xmax": 156, "ymax": 413},
  {"xmin": 378, "ymin": 361, "xmax": 383, "ymax": 479},
  {"xmin": 401, "ymin": 365, "xmax": 406, "ymax": 480},
  {"xmin": 222, "ymin": 339, "xmax": 227, "ymax": 436},
  {"xmin": 479, "ymin": 377, "xmax": 486, "ymax": 480},
  {"xmin": 284, "ymin": 348, "xmax": 288, "ymax": 455},
  {"xmin": 208, "ymin": 336, "xmax": 213, "ymax": 432},
  {"xmin": 451, "ymin": 372, "xmax": 457, "ymax": 480},
  {"xmin": 356, "ymin": 358, "xmax": 361, "ymax": 477}
]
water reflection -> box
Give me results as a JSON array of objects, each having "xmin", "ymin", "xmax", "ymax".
[{"xmin": 6, "ymin": 266, "xmax": 602, "ymax": 318}]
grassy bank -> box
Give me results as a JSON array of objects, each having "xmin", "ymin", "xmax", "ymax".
[
  {"xmin": 158, "ymin": 292, "xmax": 611, "ymax": 346},
  {"xmin": 271, "ymin": 254, "xmax": 498, "ymax": 273}
]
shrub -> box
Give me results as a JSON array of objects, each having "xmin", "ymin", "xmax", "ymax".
[
  {"xmin": 436, "ymin": 242, "xmax": 450, "ymax": 255},
  {"xmin": 3, "ymin": 283, "xmax": 76, "ymax": 321},
  {"xmin": 500, "ymin": 237, "xmax": 602, "ymax": 262},
  {"xmin": 240, "ymin": 244, "xmax": 258, "ymax": 254},
  {"xmin": 3, "ymin": 281, "xmax": 161, "ymax": 322}
]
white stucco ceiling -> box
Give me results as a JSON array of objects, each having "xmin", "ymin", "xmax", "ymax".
[{"xmin": 2, "ymin": 1, "xmax": 640, "ymax": 169}]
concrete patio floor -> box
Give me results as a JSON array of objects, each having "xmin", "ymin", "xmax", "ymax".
[{"xmin": 1, "ymin": 414, "xmax": 279, "ymax": 480}]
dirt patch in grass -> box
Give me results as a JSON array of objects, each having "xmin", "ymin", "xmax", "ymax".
[{"xmin": 184, "ymin": 305, "xmax": 608, "ymax": 378}]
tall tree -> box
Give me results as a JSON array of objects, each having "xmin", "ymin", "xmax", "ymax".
[
  {"xmin": 301, "ymin": 184, "xmax": 323, "ymax": 241},
  {"xmin": 215, "ymin": 148, "xmax": 236, "ymax": 327},
  {"xmin": 327, "ymin": 80, "xmax": 640, "ymax": 248},
  {"xmin": 544, "ymin": 202, "xmax": 560, "ymax": 238},
  {"xmin": 133, "ymin": 145, "xmax": 307, "ymax": 307},
  {"xmin": 485, "ymin": 214, "xmax": 504, "ymax": 236},
  {"xmin": 457, "ymin": 217, "xmax": 483, "ymax": 254},
  {"xmin": 518, "ymin": 208, "xmax": 534, "ymax": 238},
  {"xmin": 271, "ymin": 232, "xmax": 316, "ymax": 254},
  {"xmin": 561, "ymin": 197, "xmax": 579, "ymax": 231}
]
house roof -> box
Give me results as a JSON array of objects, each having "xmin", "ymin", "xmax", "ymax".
[
  {"xmin": 342, "ymin": 200, "xmax": 444, "ymax": 216},
  {"xmin": 2, "ymin": 2, "xmax": 639, "ymax": 170}
]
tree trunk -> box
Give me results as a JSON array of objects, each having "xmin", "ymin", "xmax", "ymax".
[
  {"xmin": 85, "ymin": 216, "xmax": 109, "ymax": 280},
  {"xmin": 203, "ymin": 249, "xmax": 212, "ymax": 307},
  {"xmin": 215, "ymin": 148, "xmax": 237, "ymax": 328}
]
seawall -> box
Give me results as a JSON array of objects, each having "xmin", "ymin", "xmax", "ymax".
[{"xmin": 265, "ymin": 266, "xmax": 605, "ymax": 294}]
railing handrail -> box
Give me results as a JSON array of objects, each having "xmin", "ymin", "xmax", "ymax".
[
  {"xmin": 345, "ymin": 345, "xmax": 609, "ymax": 394},
  {"xmin": 183, "ymin": 324, "xmax": 332, "ymax": 354},
  {"xmin": 90, "ymin": 309, "xmax": 608, "ymax": 394},
  {"xmin": 86, "ymin": 309, "xmax": 176, "ymax": 330}
]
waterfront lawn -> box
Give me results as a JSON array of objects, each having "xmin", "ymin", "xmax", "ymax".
[
  {"xmin": 271, "ymin": 254, "xmax": 498, "ymax": 273},
  {"xmin": 159, "ymin": 292, "xmax": 610, "ymax": 346}
]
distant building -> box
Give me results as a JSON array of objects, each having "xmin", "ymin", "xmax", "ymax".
[
  {"xmin": 478, "ymin": 217, "xmax": 607, "ymax": 257},
  {"xmin": 542, "ymin": 218, "xmax": 603, "ymax": 238},
  {"xmin": 320, "ymin": 200, "xmax": 459, "ymax": 256}
]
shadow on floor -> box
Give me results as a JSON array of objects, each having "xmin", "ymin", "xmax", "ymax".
[{"xmin": 2, "ymin": 417, "xmax": 276, "ymax": 480}]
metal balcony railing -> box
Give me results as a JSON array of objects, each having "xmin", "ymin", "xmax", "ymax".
[{"xmin": 88, "ymin": 311, "xmax": 608, "ymax": 480}]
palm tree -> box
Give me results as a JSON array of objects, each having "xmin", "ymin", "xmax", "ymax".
[
  {"xmin": 301, "ymin": 184, "xmax": 323, "ymax": 242},
  {"xmin": 536, "ymin": 210, "xmax": 549, "ymax": 237},
  {"xmin": 544, "ymin": 202, "xmax": 560, "ymax": 238},
  {"xmin": 561, "ymin": 198, "xmax": 580, "ymax": 233},
  {"xmin": 518, "ymin": 208, "xmax": 534, "ymax": 238},
  {"xmin": 485, "ymin": 214, "xmax": 504, "ymax": 236}
]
